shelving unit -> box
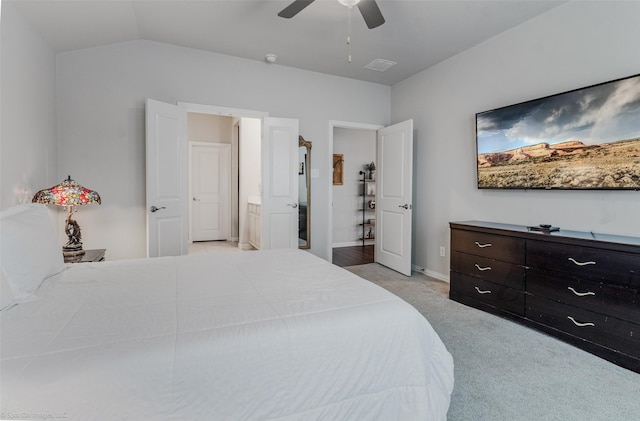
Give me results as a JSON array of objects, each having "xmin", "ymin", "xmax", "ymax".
[{"xmin": 358, "ymin": 170, "xmax": 376, "ymax": 247}]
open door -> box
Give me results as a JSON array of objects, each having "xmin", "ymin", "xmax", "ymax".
[
  {"xmin": 261, "ymin": 117, "xmax": 299, "ymax": 249},
  {"xmin": 375, "ymin": 120, "xmax": 413, "ymax": 275},
  {"xmin": 145, "ymin": 99, "xmax": 189, "ymax": 257}
]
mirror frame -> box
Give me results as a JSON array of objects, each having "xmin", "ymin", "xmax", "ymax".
[{"xmin": 299, "ymin": 135, "xmax": 312, "ymax": 249}]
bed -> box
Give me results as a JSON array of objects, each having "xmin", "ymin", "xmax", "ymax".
[{"xmin": 1, "ymin": 204, "xmax": 453, "ymax": 420}]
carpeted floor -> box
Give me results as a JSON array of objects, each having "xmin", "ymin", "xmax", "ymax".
[{"xmin": 344, "ymin": 263, "xmax": 640, "ymax": 421}]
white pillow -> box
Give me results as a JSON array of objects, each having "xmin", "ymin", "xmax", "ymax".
[
  {"xmin": 1, "ymin": 203, "xmax": 65, "ymax": 298},
  {"xmin": 0, "ymin": 268, "xmax": 16, "ymax": 310}
]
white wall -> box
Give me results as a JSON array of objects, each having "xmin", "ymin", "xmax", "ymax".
[
  {"xmin": 332, "ymin": 128, "xmax": 376, "ymax": 246},
  {"xmin": 391, "ymin": 1, "xmax": 640, "ymax": 280},
  {"xmin": 187, "ymin": 113, "xmax": 233, "ymax": 144},
  {"xmin": 54, "ymin": 40, "xmax": 390, "ymax": 260},
  {"xmin": 1, "ymin": 2, "xmax": 57, "ymax": 209}
]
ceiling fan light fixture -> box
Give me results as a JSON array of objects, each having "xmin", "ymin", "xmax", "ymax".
[
  {"xmin": 278, "ymin": 0, "xmax": 384, "ymax": 29},
  {"xmin": 338, "ymin": 0, "xmax": 360, "ymax": 7}
]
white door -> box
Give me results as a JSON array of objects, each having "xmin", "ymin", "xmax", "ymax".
[
  {"xmin": 190, "ymin": 143, "xmax": 230, "ymax": 242},
  {"xmin": 261, "ymin": 117, "xmax": 299, "ymax": 249},
  {"xmin": 375, "ymin": 120, "xmax": 413, "ymax": 275},
  {"xmin": 145, "ymin": 99, "xmax": 189, "ymax": 258}
]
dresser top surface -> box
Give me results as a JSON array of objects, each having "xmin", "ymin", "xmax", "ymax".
[{"xmin": 451, "ymin": 220, "xmax": 640, "ymax": 248}]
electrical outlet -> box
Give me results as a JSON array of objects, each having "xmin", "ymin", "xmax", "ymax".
[{"xmin": 439, "ymin": 246, "xmax": 446, "ymax": 257}]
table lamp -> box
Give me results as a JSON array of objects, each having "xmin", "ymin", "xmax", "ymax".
[{"xmin": 32, "ymin": 175, "xmax": 101, "ymax": 257}]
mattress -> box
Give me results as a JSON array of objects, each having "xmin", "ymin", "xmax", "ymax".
[{"xmin": 1, "ymin": 249, "xmax": 453, "ymax": 420}]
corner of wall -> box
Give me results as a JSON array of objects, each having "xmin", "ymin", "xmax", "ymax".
[{"xmin": 1, "ymin": 2, "xmax": 57, "ymax": 210}]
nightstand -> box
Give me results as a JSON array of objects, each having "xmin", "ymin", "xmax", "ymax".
[{"xmin": 64, "ymin": 249, "xmax": 106, "ymax": 263}]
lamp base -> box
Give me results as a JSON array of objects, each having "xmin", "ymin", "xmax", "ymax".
[
  {"xmin": 64, "ymin": 212, "xmax": 84, "ymax": 258},
  {"xmin": 63, "ymin": 246, "xmax": 85, "ymax": 258}
]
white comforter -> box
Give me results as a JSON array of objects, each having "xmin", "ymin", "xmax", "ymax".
[{"xmin": 1, "ymin": 249, "xmax": 453, "ymax": 420}]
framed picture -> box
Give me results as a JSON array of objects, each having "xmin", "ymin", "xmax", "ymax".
[
  {"xmin": 476, "ymin": 73, "xmax": 640, "ymax": 190},
  {"xmin": 333, "ymin": 154, "xmax": 344, "ymax": 185}
]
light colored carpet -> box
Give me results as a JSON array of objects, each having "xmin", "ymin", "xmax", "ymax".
[{"xmin": 344, "ymin": 263, "xmax": 640, "ymax": 421}]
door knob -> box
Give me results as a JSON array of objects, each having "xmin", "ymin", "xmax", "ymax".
[
  {"xmin": 192, "ymin": 197, "xmax": 200, "ymax": 201},
  {"xmin": 287, "ymin": 203, "xmax": 298, "ymax": 208},
  {"xmin": 398, "ymin": 204, "xmax": 411, "ymax": 209},
  {"xmin": 150, "ymin": 206, "xmax": 166, "ymax": 213}
]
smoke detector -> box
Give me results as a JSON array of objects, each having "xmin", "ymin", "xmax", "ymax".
[{"xmin": 265, "ymin": 53, "xmax": 278, "ymax": 63}]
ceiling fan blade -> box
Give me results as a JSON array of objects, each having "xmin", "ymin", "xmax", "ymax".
[
  {"xmin": 357, "ymin": 0, "xmax": 385, "ymax": 29},
  {"xmin": 278, "ymin": 0, "xmax": 315, "ymax": 19}
]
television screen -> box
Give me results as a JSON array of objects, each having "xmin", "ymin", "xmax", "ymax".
[{"xmin": 476, "ymin": 74, "xmax": 640, "ymax": 190}]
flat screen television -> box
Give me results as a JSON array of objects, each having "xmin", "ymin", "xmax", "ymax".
[{"xmin": 476, "ymin": 73, "xmax": 640, "ymax": 190}]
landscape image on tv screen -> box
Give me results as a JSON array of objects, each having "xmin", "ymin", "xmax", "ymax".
[{"xmin": 476, "ymin": 74, "xmax": 640, "ymax": 190}]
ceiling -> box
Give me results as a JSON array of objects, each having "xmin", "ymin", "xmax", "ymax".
[{"xmin": 9, "ymin": 0, "xmax": 566, "ymax": 86}]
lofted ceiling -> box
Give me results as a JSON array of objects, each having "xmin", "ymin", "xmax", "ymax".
[{"xmin": 9, "ymin": 0, "xmax": 565, "ymax": 86}]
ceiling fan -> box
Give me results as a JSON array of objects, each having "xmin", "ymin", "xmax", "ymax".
[{"xmin": 278, "ymin": 0, "xmax": 385, "ymax": 29}]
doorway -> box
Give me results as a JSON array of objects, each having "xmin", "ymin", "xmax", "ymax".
[
  {"xmin": 182, "ymin": 106, "xmax": 265, "ymax": 253},
  {"xmin": 147, "ymin": 100, "xmax": 300, "ymax": 257},
  {"xmin": 327, "ymin": 119, "xmax": 414, "ymax": 275},
  {"xmin": 330, "ymin": 123, "xmax": 380, "ymax": 265},
  {"xmin": 187, "ymin": 113, "xmax": 235, "ymax": 246}
]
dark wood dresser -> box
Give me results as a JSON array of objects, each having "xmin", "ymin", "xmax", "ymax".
[{"xmin": 450, "ymin": 221, "xmax": 640, "ymax": 373}]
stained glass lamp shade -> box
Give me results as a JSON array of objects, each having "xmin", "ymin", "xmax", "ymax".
[{"xmin": 32, "ymin": 176, "xmax": 101, "ymax": 257}]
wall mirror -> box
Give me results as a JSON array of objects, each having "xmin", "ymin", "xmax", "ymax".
[{"xmin": 299, "ymin": 136, "xmax": 311, "ymax": 249}]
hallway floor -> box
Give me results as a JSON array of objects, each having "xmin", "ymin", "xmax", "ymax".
[
  {"xmin": 332, "ymin": 245, "xmax": 375, "ymax": 267},
  {"xmin": 188, "ymin": 240, "xmax": 241, "ymax": 255}
]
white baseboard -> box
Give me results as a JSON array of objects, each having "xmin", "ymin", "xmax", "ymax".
[{"xmin": 412, "ymin": 264, "xmax": 449, "ymax": 282}]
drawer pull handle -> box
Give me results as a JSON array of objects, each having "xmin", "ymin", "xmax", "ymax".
[
  {"xmin": 475, "ymin": 242, "xmax": 492, "ymax": 248},
  {"xmin": 568, "ymin": 257, "xmax": 596, "ymax": 266},
  {"xmin": 474, "ymin": 264, "xmax": 492, "ymax": 271},
  {"xmin": 474, "ymin": 286, "xmax": 492, "ymax": 294},
  {"xmin": 567, "ymin": 287, "xmax": 595, "ymax": 297},
  {"xmin": 567, "ymin": 316, "xmax": 595, "ymax": 327}
]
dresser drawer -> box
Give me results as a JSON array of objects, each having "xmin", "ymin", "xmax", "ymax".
[
  {"xmin": 527, "ymin": 240, "xmax": 640, "ymax": 287},
  {"xmin": 526, "ymin": 295, "xmax": 640, "ymax": 359},
  {"xmin": 527, "ymin": 269, "xmax": 640, "ymax": 324},
  {"xmin": 450, "ymin": 273, "xmax": 524, "ymax": 316},
  {"xmin": 452, "ymin": 251, "xmax": 525, "ymax": 290},
  {"xmin": 451, "ymin": 229, "xmax": 525, "ymax": 264}
]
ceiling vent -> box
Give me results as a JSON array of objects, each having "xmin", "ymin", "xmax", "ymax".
[{"xmin": 364, "ymin": 59, "xmax": 397, "ymax": 72}]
